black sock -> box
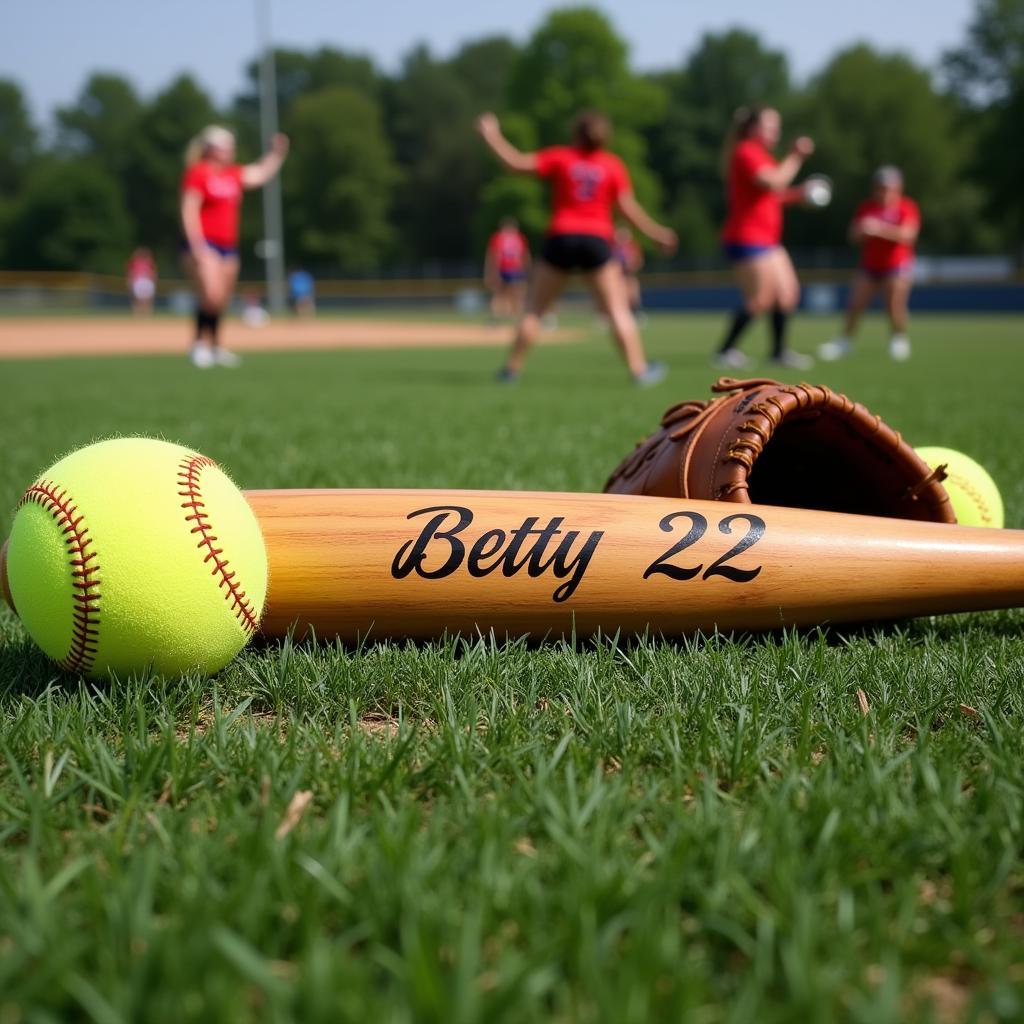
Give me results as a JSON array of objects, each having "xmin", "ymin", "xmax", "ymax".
[
  {"xmin": 770, "ymin": 306, "xmax": 789, "ymax": 358},
  {"xmin": 194, "ymin": 309, "xmax": 215, "ymax": 342},
  {"xmin": 719, "ymin": 308, "xmax": 752, "ymax": 353},
  {"xmin": 208, "ymin": 312, "xmax": 221, "ymax": 346}
]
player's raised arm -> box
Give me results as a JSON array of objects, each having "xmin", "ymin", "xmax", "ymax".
[
  {"xmin": 754, "ymin": 136, "xmax": 815, "ymax": 192},
  {"xmin": 476, "ymin": 114, "xmax": 538, "ymax": 174},
  {"xmin": 241, "ymin": 132, "xmax": 290, "ymax": 189},
  {"xmin": 616, "ymin": 192, "xmax": 677, "ymax": 255}
]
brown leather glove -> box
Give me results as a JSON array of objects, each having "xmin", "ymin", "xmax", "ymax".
[{"xmin": 605, "ymin": 377, "xmax": 956, "ymax": 523}]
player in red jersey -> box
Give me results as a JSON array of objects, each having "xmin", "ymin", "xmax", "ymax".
[
  {"xmin": 180, "ymin": 125, "xmax": 289, "ymax": 368},
  {"xmin": 125, "ymin": 247, "xmax": 157, "ymax": 316},
  {"xmin": 819, "ymin": 166, "xmax": 920, "ymax": 362},
  {"xmin": 484, "ymin": 218, "xmax": 531, "ymax": 320},
  {"xmin": 716, "ymin": 106, "xmax": 816, "ymax": 370},
  {"xmin": 477, "ymin": 110, "xmax": 677, "ymax": 386}
]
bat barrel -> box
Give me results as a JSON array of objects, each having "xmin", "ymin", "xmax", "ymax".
[{"xmin": 245, "ymin": 489, "xmax": 1024, "ymax": 642}]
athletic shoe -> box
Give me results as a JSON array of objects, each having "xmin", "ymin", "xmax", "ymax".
[
  {"xmin": 190, "ymin": 342, "xmax": 214, "ymax": 369},
  {"xmin": 713, "ymin": 348, "xmax": 749, "ymax": 370},
  {"xmin": 769, "ymin": 350, "xmax": 814, "ymax": 371},
  {"xmin": 213, "ymin": 347, "xmax": 241, "ymax": 368},
  {"xmin": 889, "ymin": 336, "xmax": 911, "ymax": 361},
  {"xmin": 496, "ymin": 367, "xmax": 519, "ymax": 384},
  {"xmin": 633, "ymin": 361, "xmax": 668, "ymax": 387},
  {"xmin": 818, "ymin": 337, "xmax": 853, "ymax": 361}
]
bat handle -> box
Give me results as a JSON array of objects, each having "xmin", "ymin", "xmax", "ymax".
[{"xmin": 0, "ymin": 539, "xmax": 13, "ymax": 614}]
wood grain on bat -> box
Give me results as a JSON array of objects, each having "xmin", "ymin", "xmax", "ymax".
[{"xmin": 243, "ymin": 489, "xmax": 1024, "ymax": 641}]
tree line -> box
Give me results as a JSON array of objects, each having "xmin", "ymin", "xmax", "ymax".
[{"xmin": 0, "ymin": 0, "xmax": 1020, "ymax": 277}]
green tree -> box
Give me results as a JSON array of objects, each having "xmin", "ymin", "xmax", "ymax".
[
  {"xmin": 233, "ymin": 46, "xmax": 381, "ymax": 151},
  {"xmin": 0, "ymin": 79, "xmax": 36, "ymax": 194},
  {"xmin": 509, "ymin": 7, "xmax": 661, "ymax": 138},
  {"xmin": 56, "ymin": 74, "xmax": 142, "ymax": 176},
  {"xmin": 6, "ymin": 158, "xmax": 131, "ymax": 271},
  {"xmin": 385, "ymin": 46, "xmax": 492, "ymax": 263},
  {"xmin": 283, "ymin": 86, "xmax": 396, "ymax": 272},
  {"xmin": 448, "ymin": 36, "xmax": 519, "ymax": 113},
  {"xmin": 793, "ymin": 45, "xmax": 981, "ymax": 252},
  {"xmin": 944, "ymin": 0, "xmax": 1024, "ymax": 101},
  {"xmin": 0, "ymin": 79, "xmax": 36, "ymax": 259},
  {"xmin": 943, "ymin": 0, "xmax": 1024, "ymax": 246}
]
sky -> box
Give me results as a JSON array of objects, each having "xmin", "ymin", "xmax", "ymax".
[{"xmin": 3, "ymin": 0, "xmax": 975, "ymax": 120}]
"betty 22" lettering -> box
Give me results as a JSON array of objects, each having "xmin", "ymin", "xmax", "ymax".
[{"xmin": 390, "ymin": 505, "xmax": 766, "ymax": 602}]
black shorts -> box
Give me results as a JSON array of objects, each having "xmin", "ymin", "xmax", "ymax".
[{"xmin": 541, "ymin": 234, "xmax": 611, "ymax": 272}]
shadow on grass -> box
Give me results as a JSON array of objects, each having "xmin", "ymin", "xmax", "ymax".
[
  {"xmin": 247, "ymin": 607, "xmax": 1024, "ymax": 663},
  {"xmin": 0, "ymin": 640, "xmax": 68, "ymax": 700}
]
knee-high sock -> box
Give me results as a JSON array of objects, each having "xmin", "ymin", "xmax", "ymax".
[
  {"xmin": 770, "ymin": 305, "xmax": 789, "ymax": 358},
  {"xmin": 718, "ymin": 308, "xmax": 752, "ymax": 353},
  {"xmin": 195, "ymin": 309, "xmax": 214, "ymax": 341}
]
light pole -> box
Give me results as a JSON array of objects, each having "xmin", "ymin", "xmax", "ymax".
[{"xmin": 255, "ymin": 0, "xmax": 286, "ymax": 313}]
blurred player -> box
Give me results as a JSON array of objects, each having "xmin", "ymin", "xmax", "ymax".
[
  {"xmin": 613, "ymin": 225, "xmax": 644, "ymax": 316},
  {"xmin": 484, "ymin": 218, "xmax": 530, "ymax": 320},
  {"xmin": 819, "ymin": 166, "xmax": 920, "ymax": 362},
  {"xmin": 288, "ymin": 267, "xmax": 316, "ymax": 317},
  {"xmin": 716, "ymin": 106, "xmax": 816, "ymax": 370},
  {"xmin": 126, "ymin": 247, "xmax": 157, "ymax": 316},
  {"xmin": 476, "ymin": 110, "xmax": 676, "ymax": 385},
  {"xmin": 180, "ymin": 125, "xmax": 289, "ymax": 368},
  {"xmin": 241, "ymin": 288, "xmax": 269, "ymax": 327}
]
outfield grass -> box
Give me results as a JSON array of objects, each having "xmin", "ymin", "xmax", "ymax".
[{"xmin": 2, "ymin": 312, "xmax": 1023, "ymax": 1022}]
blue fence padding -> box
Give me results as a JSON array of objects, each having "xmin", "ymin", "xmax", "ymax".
[
  {"xmin": 76, "ymin": 281, "xmax": 1024, "ymax": 314},
  {"xmin": 642, "ymin": 283, "xmax": 1024, "ymax": 313}
]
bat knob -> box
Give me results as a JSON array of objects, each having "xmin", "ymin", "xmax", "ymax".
[{"xmin": 0, "ymin": 539, "xmax": 14, "ymax": 615}]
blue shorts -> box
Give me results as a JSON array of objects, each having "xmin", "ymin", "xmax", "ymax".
[
  {"xmin": 861, "ymin": 263, "xmax": 913, "ymax": 282},
  {"xmin": 498, "ymin": 269, "xmax": 527, "ymax": 285},
  {"xmin": 180, "ymin": 239, "xmax": 239, "ymax": 258},
  {"xmin": 723, "ymin": 242, "xmax": 777, "ymax": 263}
]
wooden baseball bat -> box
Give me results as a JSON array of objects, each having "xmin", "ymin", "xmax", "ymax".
[
  {"xmin": 3, "ymin": 490, "xmax": 1022, "ymax": 641},
  {"xmin": 244, "ymin": 489, "xmax": 1023, "ymax": 640}
]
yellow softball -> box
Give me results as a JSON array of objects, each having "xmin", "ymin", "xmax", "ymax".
[
  {"xmin": 5, "ymin": 438, "xmax": 267, "ymax": 678},
  {"xmin": 916, "ymin": 445, "xmax": 1005, "ymax": 529}
]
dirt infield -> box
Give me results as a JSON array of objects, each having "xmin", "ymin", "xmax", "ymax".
[{"xmin": 0, "ymin": 316, "xmax": 579, "ymax": 360}]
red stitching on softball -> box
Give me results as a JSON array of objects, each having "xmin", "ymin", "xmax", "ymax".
[
  {"xmin": 177, "ymin": 455, "xmax": 259, "ymax": 634},
  {"xmin": 18, "ymin": 481, "xmax": 101, "ymax": 674}
]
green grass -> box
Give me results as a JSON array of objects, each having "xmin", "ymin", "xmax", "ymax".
[{"xmin": 2, "ymin": 312, "xmax": 1023, "ymax": 1022}]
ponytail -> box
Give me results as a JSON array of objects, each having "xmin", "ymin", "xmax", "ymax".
[{"xmin": 720, "ymin": 106, "xmax": 764, "ymax": 178}]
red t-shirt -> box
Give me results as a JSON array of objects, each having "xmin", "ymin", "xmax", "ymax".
[
  {"xmin": 854, "ymin": 196, "xmax": 919, "ymax": 272},
  {"xmin": 126, "ymin": 254, "xmax": 156, "ymax": 282},
  {"xmin": 721, "ymin": 139, "xmax": 782, "ymax": 246},
  {"xmin": 535, "ymin": 147, "xmax": 631, "ymax": 241},
  {"xmin": 488, "ymin": 229, "xmax": 529, "ymax": 272},
  {"xmin": 181, "ymin": 161, "xmax": 245, "ymax": 248}
]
